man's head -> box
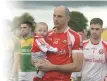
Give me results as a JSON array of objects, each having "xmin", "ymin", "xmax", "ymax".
[
  {"xmin": 90, "ymin": 18, "xmax": 103, "ymax": 39},
  {"xmin": 78, "ymin": 29, "xmax": 88, "ymax": 41},
  {"xmin": 20, "ymin": 21, "xmax": 32, "ymax": 37},
  {"xmin": 14, "ymin": 27, "xmax": 21, "ymax": 37},
  {"xmin": 53, "ymin": 6, "xmax": 70, "ymax": 29},
  {"xmin": 35, "ymin": 22, "xmax": 48, "ymax": 37}
]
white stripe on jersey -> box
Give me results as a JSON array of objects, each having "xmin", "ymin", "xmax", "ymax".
[{"xmin": 67, "ymin": 30, "xmax": 75, "ymax": 48}]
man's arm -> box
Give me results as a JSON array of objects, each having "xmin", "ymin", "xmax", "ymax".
[
  {"xmin": 36, "ymin": 38, "xmax": 58, "ymax": 53},
  {"xmin": 35, "ymin": 32, "xmax": 83, "ymax": 72},
  {"xmin": 52, "ymin": 32, "xmax": 83, "ymax": 72},
  {"xmin": 52, "ymin": 52, "xmax": 83, "ymax": 72},
  {"xmin": 35, "ymin": 52, "xmax": 83, "ymax": 72}
]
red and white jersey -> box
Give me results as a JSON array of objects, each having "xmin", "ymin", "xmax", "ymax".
[
  {"xmin": 41, "ymin": 28, "xmax": 82, "ymax": 81},
  {"xmin": 81, "ymin": 39, "xmax": 107, "ymax": 81},
  {"xmin": 31, "ymin": 36, "xmax": 58, "ymax": 53},
  {"xmin": 31, "ymin": 36, "xmax": 58, "ymax": 61}
]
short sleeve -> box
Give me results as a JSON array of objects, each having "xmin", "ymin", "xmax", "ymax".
[
  {"xmin": 36, "ymin": 38, "xmax": 48, "ymax": 53},
  {"xmin": 72, "ymin": 33, "xmax": 83, "ymax": 54}
]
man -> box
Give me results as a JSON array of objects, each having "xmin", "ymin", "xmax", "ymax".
[
  {"xmin": 34, "ymin": 6, "xmax": 83, "ymax": 81},
  {"xmin": 81, "ymin": 18, "xmax": 107, "ymax": 81},
  {"xmin": 0, "ymin": 20, "xmax": 21, "ymax": 81},
  {"xmin": 78, "ymin": 29, "xmax": 88, "ymax": 41},
  {"xmin": 19, "ymin": 21, "xmax": 37, "ymax": 81}
]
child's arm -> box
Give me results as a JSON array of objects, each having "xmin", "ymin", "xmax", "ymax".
[{"xmin": 36, "ymin": 38, "xmax": 58, "ymax": 53}]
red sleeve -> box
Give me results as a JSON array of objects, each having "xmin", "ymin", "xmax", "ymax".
[
  {"xmin": 72, "ymin": 33, "xmax": 82, "ymax": 50},
  {"xmin": 31, "ymin": 38, "xmax": 41, "ymax": 52},
  {"xmin": 102, "ymin": 41, "xmax": 107, "ymax": 62},
  {"xmin": 33, "ymin": 38, "xmax": 49, "ymax": 53}
]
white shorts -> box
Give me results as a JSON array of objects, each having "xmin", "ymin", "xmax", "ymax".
[
  {"xmin": 18, "ymin": 72, "xmax": 37, "ymax": 81},
  {"xmin": 71, "ymin": 72, "xmax": 81, "ymax": 81}
]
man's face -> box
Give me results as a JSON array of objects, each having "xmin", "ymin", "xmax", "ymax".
[
  {"xmin": 20, "ymin": 24, "xmax": 31, "ymax": 37},
  {"xmin": 90, "ymin": 24, "xmax": 103, "ymax": 39},
  {"xmin": 53, "ymin": 7, "xmax": 69, "ymax": 28}
]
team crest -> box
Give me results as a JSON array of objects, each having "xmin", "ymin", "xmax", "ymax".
[
  {"xmin": 62, "ymin": 40, "xmax": 67, "ymax": 44},
  {"xmin": 53, "ymin": 38, "xmax": 60, "ymax": 44},
  {"xmin": 99, "ymin": 49, "xmax": 104, "ymax": 54}
]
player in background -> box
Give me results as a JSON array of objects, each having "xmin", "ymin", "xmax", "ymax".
[
  {"xmin": 81, "ymin": 18, "xmax": 107, "ymax": 81},
  {"xmin": 34, "ymin": 6, "xmax": 83, "ymax": 81},
  {"xmin": 19, "ymin": 21, "xmax": 37, "ymax": 81}
]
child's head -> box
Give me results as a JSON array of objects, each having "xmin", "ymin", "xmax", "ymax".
[{"xmin": 35, "ymin": 22, "xmax": 48, "ymax": 37}]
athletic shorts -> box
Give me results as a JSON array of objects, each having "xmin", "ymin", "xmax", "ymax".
[{"xmin": 18, "ymin": 72, "xmax": 37, "ymax": 81}]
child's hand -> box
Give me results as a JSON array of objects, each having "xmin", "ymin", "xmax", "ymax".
[{"xmin": 34, "ymin": 59, "xmax": 54, "ymax": 72}]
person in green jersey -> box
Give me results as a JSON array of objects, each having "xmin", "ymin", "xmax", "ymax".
[{"xmin": 18, "ymin": 21, "xmax": 37, "ymax": 81}]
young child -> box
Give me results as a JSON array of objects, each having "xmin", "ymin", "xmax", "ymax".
[{"xmin": 31, "ymin": 22, "xmax": 58, "ymax": 81}]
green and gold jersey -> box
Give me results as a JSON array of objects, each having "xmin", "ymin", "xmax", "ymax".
[
  {"xmin": 13, "ymin": 35, "xmax": 21, "ymax": 54},
  {"xmin": 20, "ymin": 36, "xmax": 37, "ymax": 72}
]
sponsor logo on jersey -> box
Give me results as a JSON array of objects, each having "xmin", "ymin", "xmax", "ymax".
[
  {"xmin": 99, "ymin": 49, "xmax": 104, "ymax": 54},
  {"xmin": 62, "ymin": 40, "xmax": 67, "ymax": 44},
  {"xmin": 58, "ymin": 49, "xmax": 67, "ymax": 55},
  {"xmin": 53, "ymin": 38, "xmax": 60, "ymax": 44},
  {"xmin": 84, "ymin": 57, "xmax": 105, "ymax": 63}
]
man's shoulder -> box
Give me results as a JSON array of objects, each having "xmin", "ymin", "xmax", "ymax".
[
  {"xmin": 67, "ymin": 29, "xmax": 81, "ymax": 43},
  {"xmin": 20, "ymin": 36, "xmax": 34, "ymax": 44},
  {"xmin": 102, "ymin": 40, "xmax": 107, "ymax": 43},
  {"xmin": 102, "ymin": 40, "xmax": 107, "ymax": 51},
  {"xmin": 83, "ymin": 39, "xmax": 90, "ymax": 47},
  {"xmin": 68, "ymin": 28, "xmax": 80, "ymax": 37},
  {"xmin": 28, "ymin": 36, "xmax": 34, "ymax": 41},
  {"xmin": 102, "ymin": 40, "xmax": 107, "ymax": 47},
  {"xmin": 20, "ymin": 36, "xmax": 33, "ymax": 40},
  {"xmin": 48, "ymin": 29, "xmax": 55, "ymax": 36},
  {"xmin": 83, "ymin": 39, "xmax": 90, "ymax": 43},
  {"xmin": 68, "ymin": 28, "xmax": 77, "ymax": 33}
]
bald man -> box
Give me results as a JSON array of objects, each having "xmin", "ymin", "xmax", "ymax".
[{"xmin": 34, "ymin": 6, "xmax": 83, "ymax": 81}]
